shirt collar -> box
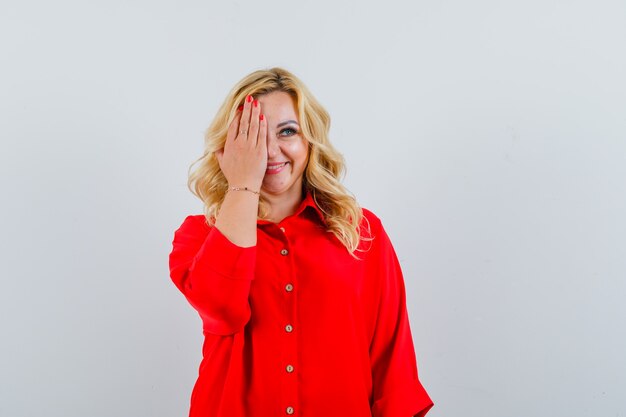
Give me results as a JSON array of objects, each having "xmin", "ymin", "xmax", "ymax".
[
  {"xmin": 295, "ymin": 190, "xmax": 327, "ymax": 225},
  {"xmin": 257, "ymin": 190, "xmax": 327, "ymax": 227}
]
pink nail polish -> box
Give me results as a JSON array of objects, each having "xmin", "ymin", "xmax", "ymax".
[
  {"xmin": 246, "ymin": 95, "xmax": 253, "ymax": 103},
  {"xmin": 260, "ymin": 114, "xmax": 264, "ymax": 121},
  {"xmin": 237, "ymin": 105, "xmax": 243, "ymax": 111},
  {"xmin": 253, "ymin": 99, "xmax": 259, "ymax": 108}
]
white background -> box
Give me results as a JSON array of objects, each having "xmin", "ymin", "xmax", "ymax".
[{"xmin": 1, "ymin": 1, "xmax": 625, "ymax": 416}]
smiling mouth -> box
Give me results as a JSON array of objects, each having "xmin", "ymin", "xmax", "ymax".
[{"xmin": 267, "ymin": 162, "xmax": 288, "ymax": 170}]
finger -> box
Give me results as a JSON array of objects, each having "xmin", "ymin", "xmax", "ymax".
[
  {"xmin": 257, "ymin": 113, "xmax": 267, "ymax": 149},
  {"xmin": 238, "ymin": 95, "xmax": 253, "ymax": 139},
  {"xmin": 247, "ymin": 98, "xmax": 261, "ymax": 145},
  {"xmin": 227, "ymin": 110, "xmax": 242, "ymax": 142}
]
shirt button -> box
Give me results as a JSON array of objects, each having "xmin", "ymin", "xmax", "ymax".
[
  {"xmin": 280, "ymin": 227, "xmax": 285, "ymax": 232},
  {"xmin": 286, "ymin": 406, "xmax": 294, "ymax": 415},
  {"xmin": 280, "ymin": 249, "xmax": 289, "ymax": 256},
  {"xmin": 285, "ymin": 283, "xmax": 294, "ymax": 292},
  {"xmin": 285, "ymin": 324, "xmax": 293, "ymax": 333},
  {"xmin": 286, "ymin": 364, "xmax": 294, "ymax": 373}
]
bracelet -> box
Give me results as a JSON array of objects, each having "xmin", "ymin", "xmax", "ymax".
[{"xmin": 229, "ymin": 186, "xmax": 260, "ymax": 195}]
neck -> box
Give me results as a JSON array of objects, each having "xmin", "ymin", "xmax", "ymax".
[{"xmin": 262, "ymin": 186, "xmax": 305, "ymax": 223}]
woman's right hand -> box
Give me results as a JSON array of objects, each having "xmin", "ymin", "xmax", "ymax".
[{"xmin": 215, "ymin": 95, "xmax": 268, "ymax": 191}]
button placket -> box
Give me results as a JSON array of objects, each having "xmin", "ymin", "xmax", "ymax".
[{"xmin": 277, "ymin": 227, "xmax": 298, "ymax": 414}]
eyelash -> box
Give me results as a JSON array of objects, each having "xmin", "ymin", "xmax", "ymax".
[{"xmin": 279, "ymin": 127, "xmax": 298, "ymax": 137}]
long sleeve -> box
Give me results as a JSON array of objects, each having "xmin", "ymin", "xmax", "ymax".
[
  {"xmin": 169, "ymin": 215, "xmax": 256, "ymax": 335},
  {"xmin": 367, "ymin": 217, "xmax": 433, "ymax": 417}
]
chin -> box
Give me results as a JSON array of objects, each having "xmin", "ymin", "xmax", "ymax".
[
  {"xmin": 262, "ymin": 187, "xmax": 289, "ymax": 196},
  {"xmin": 262, "ymin": 180, "xmax": 299, "ymax": 195},
  {"xmin": 261, "ymin": 182, "xmax": 286, "ymax": 194}
]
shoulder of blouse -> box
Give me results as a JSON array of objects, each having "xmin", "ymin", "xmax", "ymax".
[
  {"xmin": 356, "ymin": 207, "xmax": 389, "ymax": 258},
  {"xmin": 360, "ymin": 207, "xmax": 384, "ymax": 237},
  {"xmin": 177, "ymin": 214, "xmax": 211, "ymax": 232},
  {"xmin": 170, "ymin": 215, "xmax": 213, "ymax": 249},
  {"xmin": 184, "ymin": 214, "xmax": 209, "ymax": 224}
]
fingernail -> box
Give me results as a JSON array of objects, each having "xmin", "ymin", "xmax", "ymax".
[
  {"xmin": 253, "ymin": 99, "xmax": 258, "ymax": 108},
  {"xmin": 246, "ymin": 95, "xmax": 253, "ymax": 103},
  {"xmin": 237, "ymin": 105, "xmax": 243, "ymax": 111},
  {"xmin": 260, "ymin": 114, "xmax": 264, "ymax": 121}
]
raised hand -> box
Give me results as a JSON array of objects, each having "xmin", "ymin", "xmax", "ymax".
[
  {"xmin": 213, "ymin": 94, "xmax": 267, "ymax": 247},
  {"xmin": 215, "ymin": 95, "xmax": 268, "ymax": 192}
]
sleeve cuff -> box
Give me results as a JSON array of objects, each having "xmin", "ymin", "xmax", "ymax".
[{"xmin": 371, "ymin": 378, "xmax": 434, "ymax": 417}]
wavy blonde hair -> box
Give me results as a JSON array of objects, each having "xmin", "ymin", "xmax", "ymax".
[{"xmin": 188, "ymin": 67, "xmax": 371, "ymax": 256}]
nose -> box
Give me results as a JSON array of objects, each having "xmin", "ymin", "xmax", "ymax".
[{"xmin": 267, "ymin": 133, "xmax": 280, "ymax": 159}]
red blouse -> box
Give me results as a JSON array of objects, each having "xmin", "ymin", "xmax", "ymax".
[{"xmin": 169, "ymin": 192, "xmax": 433, "ymax": 417}]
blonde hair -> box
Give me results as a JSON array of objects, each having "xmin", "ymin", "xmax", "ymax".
[{"xmin": 188, "ymin": 67, "xmax": 370, "ymax": 256}]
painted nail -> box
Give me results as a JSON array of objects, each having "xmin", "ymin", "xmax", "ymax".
[
  {"xmin": 237, "ymin": 105, "xmax": 243, "ymax": 111},
  {"xmin": 253, "ymin": 99, "xmax": 259, "ymax": 108},
  {"xmin": 246, "ymin": 95, "xmax": 253, "ymax": 103},
  {"xmin": 260, "ymin": 114, "xmax": 264, "ymax": 121}
]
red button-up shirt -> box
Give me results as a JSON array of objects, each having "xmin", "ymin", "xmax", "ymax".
[{"xmin": 169, "ymin": 192, "xmax": 433, "ymax": 417}]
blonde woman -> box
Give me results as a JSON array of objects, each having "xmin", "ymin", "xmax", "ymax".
[{"xmin": 169, "ymin": 68, "xmax": 433, "ymax": 417}]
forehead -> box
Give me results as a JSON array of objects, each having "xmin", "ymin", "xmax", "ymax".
[{"xmin": 257, "ymin": 91, "xmax": 298, "ymax": 120}]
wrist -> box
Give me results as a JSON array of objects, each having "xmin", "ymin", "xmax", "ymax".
[{"xmin": 228, "ymin": 185, "xmax": 260, "ymax": 195}]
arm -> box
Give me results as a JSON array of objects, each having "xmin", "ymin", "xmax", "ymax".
[
  {"xmin": 213, "ymin": 93, "xmax": 267, "ymax": 248},
  {"xmin": 367, "ymin": 216, "xmax": 434, "ymax": 417},
  {"xmin": 169, "ymin": 215, "xmax": 256, "ymax": 335},
  {"xmin": 168, "ymin": 95, "xmax": 268, "ymax": 335}
]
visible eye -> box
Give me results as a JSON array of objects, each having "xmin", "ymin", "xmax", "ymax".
[{"xmin": 279, "ymin": 127, "xmax": 298, "ymax": 137}]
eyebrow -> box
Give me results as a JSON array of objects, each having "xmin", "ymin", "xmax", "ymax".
[{"xmin": 276, "ymin": 120, "xmax": 299, "ymax": 128}]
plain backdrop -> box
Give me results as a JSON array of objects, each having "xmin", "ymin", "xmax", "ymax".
[{"xmin": 1, "ymin": 1, "xmax": 625, "ymax": 416}]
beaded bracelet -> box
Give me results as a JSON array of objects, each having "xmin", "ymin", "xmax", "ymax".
[{"xmin": 229, "ymin": 186, "xmax": 260, "ymax": 195}]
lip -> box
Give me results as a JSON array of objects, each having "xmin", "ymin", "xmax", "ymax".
[{"xmin": 266, "ymin": 162, "xmax": 289, "ymax": 175}]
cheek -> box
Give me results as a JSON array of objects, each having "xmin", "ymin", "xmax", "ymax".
[{"xmin": 282, "ymin": 140, "xmax": 309, "ymax": 165}]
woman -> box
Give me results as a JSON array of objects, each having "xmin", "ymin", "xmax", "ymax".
[{"xmin": 169, "ymin": 67, "xmax": 433, "ymax": 417}]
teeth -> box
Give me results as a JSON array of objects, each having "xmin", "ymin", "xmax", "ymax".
[{"xmin": 267, "ymin": 163, "xmax": 286, "ymax": 169}]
